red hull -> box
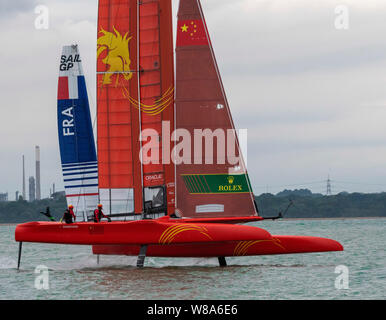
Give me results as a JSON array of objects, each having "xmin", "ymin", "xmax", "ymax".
[
  {"xmin": 92, "ymin": 235, "xmax": 343, "ymax": 257},
  {"xmin": 15, "ymin": 216, "xmax": 343, "ymax": 257}
]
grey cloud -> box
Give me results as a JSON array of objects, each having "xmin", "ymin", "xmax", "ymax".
[
  {"xmin": 0, "ymin": 0, "xmax": 39, "ymax": 17},
  {"xmin": 225, "ymin": 44, "xmax": 386, "ymax": 76}
]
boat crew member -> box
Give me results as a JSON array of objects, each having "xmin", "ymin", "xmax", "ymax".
[
  {"xmin": 94, "ymin": 204, "xmax": 111, "ymax": 222},
  {"xmin": 62, "ymin": 205, "xmax": 76, "ymax": 224}
]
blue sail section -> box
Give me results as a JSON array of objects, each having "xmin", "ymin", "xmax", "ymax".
[
  {"xmin": 57, "ymin": 45, "xmax": 98, "ymax": 221},
  {"xmin": 58, "ymin": 76, "xmax": 97, "ymax": 164}
]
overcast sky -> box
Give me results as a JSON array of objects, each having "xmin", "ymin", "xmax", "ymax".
[{"xmin": 1, "ymin": 0, "xmax": 386, "ymax": 199}]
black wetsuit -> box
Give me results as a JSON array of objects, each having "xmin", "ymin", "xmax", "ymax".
[{"xmin": 62, "ymin": 209, "xmax": 74, "ymax": 224}]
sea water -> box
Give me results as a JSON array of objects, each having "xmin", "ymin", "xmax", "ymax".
[{"xmin": 0, "ymin": 218, "xmax": 385, "ymax": 300}]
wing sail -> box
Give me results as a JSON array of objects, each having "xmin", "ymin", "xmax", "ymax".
[{"xmin": 57, "ymin": 45, "xmax": 98, "ymax": 221}]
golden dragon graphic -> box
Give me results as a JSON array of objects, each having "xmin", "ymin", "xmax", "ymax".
[
  {"xmin": 97, "ymin": 26, "xmax": 133, "ymax": 86},
  {"xmin": 97, "ymin": 26, "xmax": 173, "ymax": 115}
]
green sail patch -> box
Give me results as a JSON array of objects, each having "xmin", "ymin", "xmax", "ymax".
[{"xmin": 181, "ymin": 173, "xmax": 251, "ymax": 194}]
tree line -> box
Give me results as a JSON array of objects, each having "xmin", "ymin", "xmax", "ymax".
[{"xmin": 257, "ymin": 189, "xmax": 386, "ymax": 218}]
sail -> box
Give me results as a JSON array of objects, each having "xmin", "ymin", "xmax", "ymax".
[
  {"xmin": 175, "ymin": 0, "xmax": 258, "ymax": 218},
  {"xmin": 57, "ymin": 45, "xmax": 98, "ymax": 221},
  {"xmin": 97, "ymin": 0, "xmax": 175, "ymax": 218},
  {"xmin": 138, "ymin": 0, "xmax": 175, "ymax": 216}
]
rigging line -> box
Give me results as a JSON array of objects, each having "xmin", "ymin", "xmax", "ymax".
[
  {"xmin": 70, "ymin": 96, "xmax": 83, "ymax": 218},
  {"xmin": 85, "ymin": 64, "xmax": 97, "ymax": 148},
  {"xmin": 172, "ymin": 0, "xmax": 178, "ymax": 212},
  {"xmin": 74, "ymin": 44, "xmax": 97, "ymax": 152},
  {"xmin": 72, "ymin": 76, "xmax": 97, "ymax": 222},
  {"xmin": 137, "ymin": 0, "xmax": 145, "ymax": 214},
  {"xmin": 154, "ymin": 0, "xmax": 171, "ymax": 217}
]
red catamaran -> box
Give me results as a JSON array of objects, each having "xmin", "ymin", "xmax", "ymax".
[{"xmin": 15, "ymin": 0, "xmax": 343, "ymax": 268}]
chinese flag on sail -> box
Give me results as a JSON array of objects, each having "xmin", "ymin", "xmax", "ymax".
[{"xmin": 177, "ymin": 19, "xmax": 208, "ymax": 46}]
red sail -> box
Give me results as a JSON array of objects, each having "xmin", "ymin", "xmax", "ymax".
[
  {"xmin": 97, "ymin": 0, "xmax": 174, "ymax": 217},
  {"xmin": 175, "ymin": 0, "xmax": 258, "ymax": 218},
  {"xmin": 138, "ymin": 0, "xmax": 175, "ymax": 215}
]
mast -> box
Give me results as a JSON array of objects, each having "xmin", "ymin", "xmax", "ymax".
[
  {"xmin": 138, "ymin": 0, "xmax": 175, "ymax": 216},
  {"xmin": 175, "ymin": 0, "xmax": 258, "ymax": 218}
]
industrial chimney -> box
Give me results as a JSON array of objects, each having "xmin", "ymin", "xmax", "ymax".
[
  {"xmin": 22, "ymin": 155, "xmax": 26, "ymax": 200},
  {"xmin": 35, "ymin": 146, "xmax": 41, "ymax": 200},
  {"xmin": 29, "ymin": 176, "xmax": 35, "ymax": 202}
]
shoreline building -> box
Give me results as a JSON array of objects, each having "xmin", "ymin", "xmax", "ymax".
[{"xmin": 0, "ymin": 192, "xmax": 8, "ymax": 202}]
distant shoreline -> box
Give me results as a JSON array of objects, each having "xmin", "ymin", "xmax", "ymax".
[{"xmin": 1, "ymin": 216, "xmax": 385, "ymax": 226}]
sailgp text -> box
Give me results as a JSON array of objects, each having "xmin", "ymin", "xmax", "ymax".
[{"xmin": 60, "ymin": 54, "xmax": 81, "ymax": 71}]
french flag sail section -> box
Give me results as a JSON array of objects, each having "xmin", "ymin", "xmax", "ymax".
[{"xmin": 57, "ymin": 45, "xmax": 98, "ymax": 221}]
